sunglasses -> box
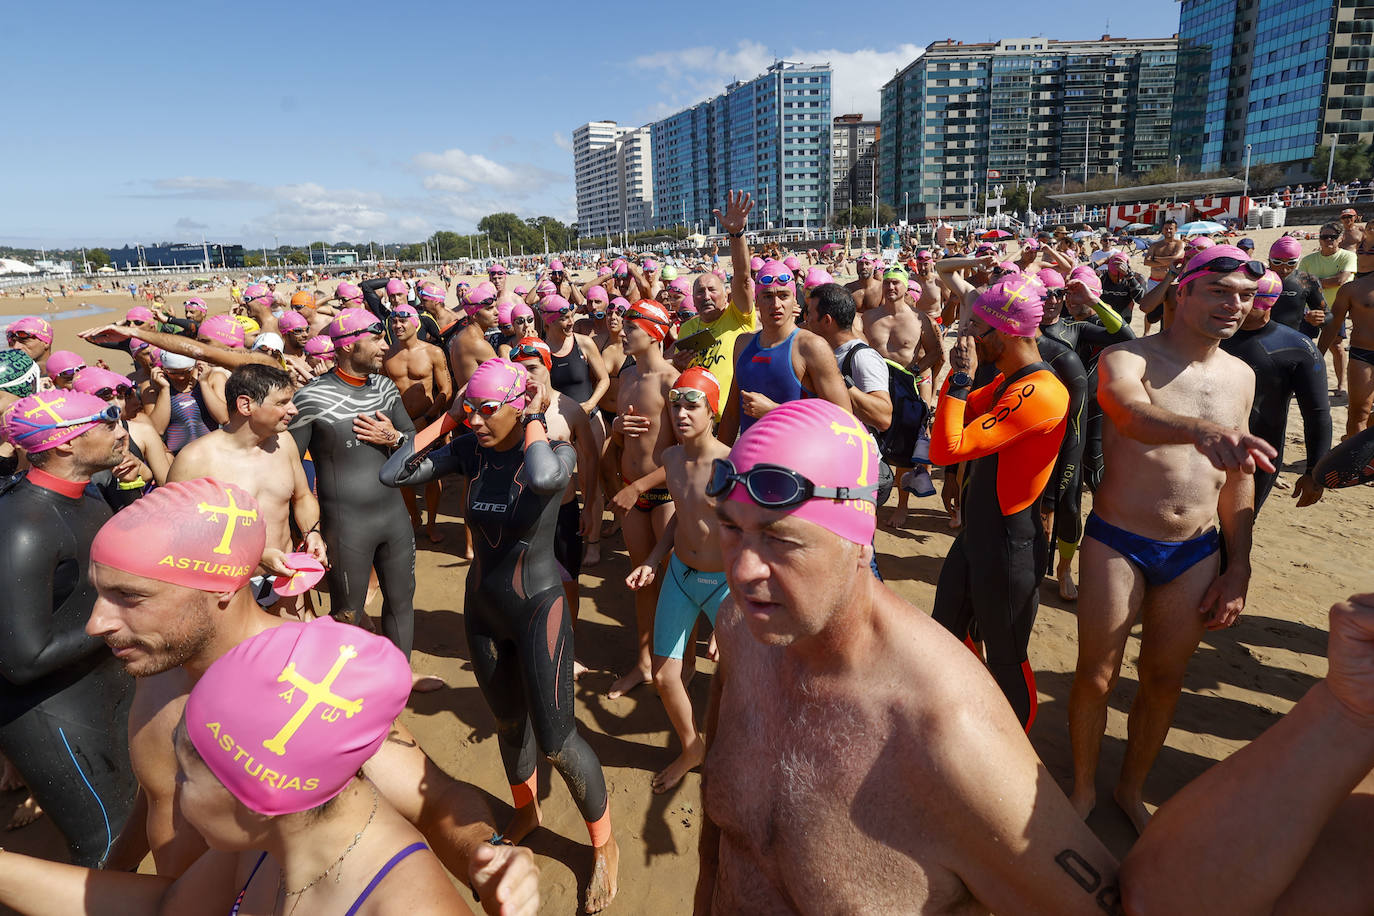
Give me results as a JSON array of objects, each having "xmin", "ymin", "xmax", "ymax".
[
  {"xmin": 1269, "ymin": 257, "xmax": 1298, "ymax": 266},
  {"xmin": 8, "ymin": 403, "xmax": 121, "ymax": 433},
  {"xmin": 757, "ymin": 272, "xmax": 793, "ymax": 287},
  {"xmin": 56, "ymin": 368, "xmax": 82, "ymax": 379},
  {"xmin": 1045, "ymin": 288, "xmax": 1067, "ymax": 300},
  {"xmin": 1177, "ymin": 256, "xmax": 1267, "ymax": 285},
  {"xmin": 668, "ymin": 388, "xmax": 708, "ymax": 405},
  {"xmin": 706, "ymin": 459, "xmax": 876, "ymax": 508},
  {"xmin": 96, "ymin": 385, "xmax": 136, "ymax": 400},
  {"xmin": 6, "ymin": 331, "xmax": 39, "ymax": 342}
]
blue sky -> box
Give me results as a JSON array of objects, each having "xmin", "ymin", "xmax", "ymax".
[{"xmin": 3, "ymin": 0, "xmax": 1180, "ymax": 248}]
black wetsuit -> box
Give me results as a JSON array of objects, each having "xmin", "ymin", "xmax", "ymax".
[
  {"xmin": 1219, "ymin": 319, "xmax": 1332, "ymax": 510},
  {"xmin": 0, "ymin": 471, "xmax": 136, "ymax": 866},
  {"xmin": 289, "ymin": 370, "xmax": 417, "ymax": 656},
  {"xmin": 380, "ymin": 432, "xmax": 609, "ymax": 826},
  {"xmin": 548, "ymin": 338, "xmax": 594, "ymax": 404},
  {"xmin": 1313, "ymin": 426, "xmax": 1374, "ymax": 488},
  {"xmin": 1035, "ymin": 333, "xmax": 1090, "ymax": 559},
  {"xmin": 360, "ymin": 278, "xmax": 396, "ymax": 324},
  {"xmin": 1271, "ymin": 273, "xmax": 1327, "ymax": 340},
  {"xmin": 1097, "ymin": 269, "xmax": 1145, "ymax": 327},
  {"xmin": 1041, "ymin": 316, "xmax": 1136, "ymax": 492}
]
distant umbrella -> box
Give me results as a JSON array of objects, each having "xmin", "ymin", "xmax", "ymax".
[
  {"xmin": 1070, "ymin": 230, "xmax": 1095, "ymax": 239},
  {"xmin": 980, "ymin": 229, "xmax": 1013, "ymax": 240},
  {"xmin": 1131, "ymin": 237, "xmax": 1151, "ymax": 250},
  {"xmin": 820, "ymin": 243, "xmax": 841, "ymax": 252},
  {"xmin": 1178, "ymin": 220, "xmax": 1228, "ymax": 236},
  {"xmin": 1122, "ymin": 222, "xmax": 1154, "ymax": 233}
]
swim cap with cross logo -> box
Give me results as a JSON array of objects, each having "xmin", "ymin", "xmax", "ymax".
[{"xmin": 186, "ymin": 618, "xmax": 412, "ymax": 815}]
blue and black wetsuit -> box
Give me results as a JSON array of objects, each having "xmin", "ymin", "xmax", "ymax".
[
  {"xmin": 1220, "ymin": 319, "xmax": 1331, "ymax": 510},
  {"xmin": 380, "ymin": 430, "xmax": 609, "ymax": 828},
  {"xmin": 290, "ymin": 370, "xmax": 417, "ymax": 656},
  {"xmin": 0, "ymin": 469, "xmax": 136, "ymax": 866}
]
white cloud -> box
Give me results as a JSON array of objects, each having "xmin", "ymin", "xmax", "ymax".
[
  {"xmin": 552, "ymin": 131, "xmax": 573, "ymax": 152},
  {"xmin": 630, "ymin": 40, "xmax": 924, "ymax": 122}
]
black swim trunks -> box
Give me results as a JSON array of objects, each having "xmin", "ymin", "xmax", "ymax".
[{"xmin": 634, "ymin": 486, "xmax": 672, "ymax": 512}]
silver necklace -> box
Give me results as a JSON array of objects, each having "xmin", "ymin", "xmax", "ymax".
[{"xmin": 277, "ymin": 785, "xmax": 379, "ymax": 913}]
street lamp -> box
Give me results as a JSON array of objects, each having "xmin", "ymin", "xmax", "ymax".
[
  {"xmin": 1244, "ymin": 143, "xmax": 1252, "ymax": 200},
  {"xmin": 1061, "ymin": 171, "xmax": 1067, "ymax": 193},
  {"xmin": 1175, "ymin": 154, "xmax": 1181, "ymax": 182},
  {"xmin": 904, "ymin": 191, "xmax": 909, "ymax": 226}
]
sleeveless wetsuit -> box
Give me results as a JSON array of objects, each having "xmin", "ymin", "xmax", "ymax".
[
  {"xmin": 1220, "ymin": 319, "xmax": 1332, "ymax": 510},
  {"xmin": 1035, "ymin": 334, "xmax": 1090, "ymax": 561},
  {"xmin": 548, "ymin": 337, "xmax": 594, "ymax": 404},
  {"xmin": 929, "ymin": 364, "xmax": 1069, "ymax": 729},
  {"xmin": 380, "ymin": 433, "xmax": 609, "ymax": 827},
  {"xmin": 1041, "ymin": 315, "xmax": 1135, "ymax": 492},
  {"xmin": 164, "ymin": 387, "xmax": 213, "ymax": 453},
  {"xmin": 0, "ymin": 469, "xmax": 137, "ymax": 866},
  {"xmin": 735, "ymin": 329, "xmax": 810, "ymax": 435},
  {"xmin": 289, "ymin": 370, "xmax": 417, "ymax": 656}
]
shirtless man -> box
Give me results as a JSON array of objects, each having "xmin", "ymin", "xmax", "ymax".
[
  {"xmin": 447, "ymin": 282, "xmax": 500, "ymax": 391},
  {"xmin": 1320, "ymin": 249, "xmax": 1374, "ymax": 438},
  {"xmin": 697, "ymin": 398, "xmax": 1120, "ymax": 914},
  {"xmin": 383, "ymin": 305, "xmax": 453, "ymax": 543},
  {"xmin": 935, "ymin": 252, "xmax": 1002, "ymax": 333},
  {"xmin": 1143, "ymin": 219, "xmax": 1186, "ymax": 299},
  {"xmin": 625, "ymin": 367, "xmax": 729, "ymax": 793},
  {"xmin": 488, "ymin": 262, "xmax": 523, "ymax": 309},
  {"xmin": 908, "ymin": 248, "xmax": 948, "ymax": 334},
  {"xmin": 167, "ymin": 364, "xmax": 325, "ymax": 613},
  {"xmin": 1338, "ymin": 207, "xmax": 1365, "ymax": 251},
  {"xmin": 862, "ymin": 265, "xmax": 945, "ymax": 525},
  {"xmin": 509, "ymin": 336, "xmax": 599, "ymax": 663},
  {"xmin": 844, "ymin": 253, "xmax": 883, "ymax": 313},
  {"xmin": 607, "ymin": 300, "xmax": 678, "ymax": 699},
  {"xmin": 81, "ymin": 481, "xmax": 538, "ymax": 913},
  {"xmin": 1068, "ymin": 246, "xmax": 1277, "ymax": 831}
]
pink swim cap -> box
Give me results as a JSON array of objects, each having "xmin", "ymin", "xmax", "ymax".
[
  {"xmin": 596, "ymin": 267, "xmax": 611, "ymax": 278},
  {"xmin": 641, "ymin": 259, "xmax": 656, "ymax": 271},
  {"xmin": 277, "ymin": 310, "xmax": 308, "ymax": 333},
  {"xmin": 610, "ymin": 296, "xmax": 630, "ymax": 311},
  {"xmin": 611, "ymin": 259, "xmax": 628, "ymax": 276},
  {"xmin": 1023, "ymin": 238, "xmax": 1042, "ymax": 251},
  {"xmin": 725, "ymin": 399, "xmax": 879, "ymax": 547},
  {"xmin": 1036, "ymin": 268, "xmax": 1066, "ymax": 290},
  {"xmin": 335, "ymin": 282, "xmax": 364, "ymax": 304},
  {"xmin": 8, "ymin": 317, "xmax": 54, "ymax": 345},
  {"xmin": 783, "ymin": 256, "xmax": 800, "ymax": 271},
  {"xmin": 2, "ymin": 390, "xmax": 114, "ymax": 454},
  {"xmin": 417, "ymin": 283, "xmax": 446, "ymax": 303},
  {"xmin": 185, "ymin": 297, "xmax": 208, "ymax": 314},
  {"xmin": 497, "ymin": 302, "xmax": 513, "ymax": 326},
  {"xmin": 73, "ymin": 367, "xmax": 133, "ymax": 398},
  {"xmin": 665, "ymin": 277, "xmax": 692, "ymax": 297},
  {"xmin": 303, "ymin": 335, "xmax": 334, "ymax": 359},
  {"xmin": 973, "ymin": 275, "xmax": 1045, "ymax": 337},
  {"xmin": 540, "ymin": 294, "xmax": 572, "ymax": 315},
  {"xmin": 536, "ymin": 280, "xmax": 556, "ymax": 297},
  {"xmin": 488, "ymin": 262, "xmax": 507, "ymax": 275},
  {"xmin": 465, "ymin": 358, "xmax": 527, "ymax": 412},
  {"xmin": 549, "ymin": 259, "xmax": 565, "ymax": 271},
  {"xmin": 186, "ymin": 618, "xmax": 411, "ymax": 816},
  {"xmin": 464, "ymin": 282, "xmax": 497, "ymax": 316},
  {"xmin": 1067, "ymin": 265, "xmax": 1103, "ymax": 297},
  {"xmin": 241, "ymin": 284, "xmax": 273, "ymax": 308},
  {"xmin": 749, "ymin": 257, "xmax": 764, "ymax": 271},
  {"xmin": 199, "ymin": 314, "xmax": 247, "ymax": 348},
  {"xmin": 997, "ymin": 261, "xmax": 1019, "ymax": 274},
  {"xmin": 47, "ymin": 350, "xmax": 86, "ymax": 378},
  {"xmin": 511, "ymin": 303, "xmax": 534, "ymax": 321},
  {"xmin": 1253, "ymin": 269, "xmax": 1282, "ymax": 309},
  {"xmin": 1186, "ymin": 235, "xmax": 1216, "ymax": 252},
  {"xmin": 391, "ymin": 305, "xmax": 419, "ymax": 328},
  {"xmin": 1269, "ymin": 236, "xmax": 1302, "ymax": 260},
  {"xmin": 586, "ymin": 285, "xmax": 609, "ymax": 303},
  {"xmin": 755, "ymin": 259, "xmax": 792, "ymax": 285},
  {"xmin": 384, "ymin": 278, "xmax": 407, "ymax": 296},
  {"xmin": 91, "ymin": 478, "xmax": 266, "ymax": 592},
  {"xmin": 1178, "ymin": 244, "xmax": 1255, "ymax": 288},
  {"xmin": 126, "ymin": 306, "xmax": 156, "ymax": 324},
  {"xmin": 804, "ymin": 267, "xmax": 834, "ymax": 290},
  {"xmin": 513, "ymin": 285, "xmax": 528, "ymax": 297},
  {"xmin": 326, "ymin": 308, "xmax": 381, "ymax": 347}
]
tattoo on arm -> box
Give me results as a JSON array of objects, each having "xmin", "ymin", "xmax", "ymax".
[{"xmin": 1054, "ymin": 849, "xmax": 1122, "ymax": 914}]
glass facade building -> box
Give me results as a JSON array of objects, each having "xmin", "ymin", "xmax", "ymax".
[
  {"xmin": 1177, "ymin": 0, "xmax": 1339, "ymax": 170},
  {"xmin": 880, "ymin": 36, "xmax": 1181, "ymax": 220},
  {"xmin": 650, "ymin": 61, "xmax": 831, "ymax": 230}
]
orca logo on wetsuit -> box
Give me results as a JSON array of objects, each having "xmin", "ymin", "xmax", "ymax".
[{"xmin": 982, "ymin": 383, "xmax": 1037, "ymax": 430}]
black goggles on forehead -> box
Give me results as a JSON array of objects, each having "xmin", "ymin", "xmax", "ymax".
[
  {"xmin": 1177, "ymin": 256, "xmax": 1266, "ymax": 286},
  {"xmin": 705, "ymin": 459, "xmax": 876, "ymax": 508},
  {"xmin": 624, "ymin": 308, "xmax": 668, "ymax": 326}
]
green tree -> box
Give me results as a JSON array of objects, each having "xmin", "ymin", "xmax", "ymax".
[
  {"xmin": 830, "ymin": 204, "xmax": 896, "ymax": 228},
  {"xmin": 1311, "ymin": 142, "xmax": 1372, "ymax": 184},
  {"xmin": 86, "ymin": 248, "xmax": 110, "ymax": 269}
]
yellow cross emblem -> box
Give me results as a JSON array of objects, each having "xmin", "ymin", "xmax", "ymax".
[
  {"xmin": 22, "ymin": 395, "xmax": 68, "ymax": 423},
  {"xmin": 828, "ymin": 415, "xmax": 873, "ymax": 486},
  {"xmin": 196, "ymin": 490, "xmax": 259, "ymax": 555},
  {"xmin": 262, "ymin": 645, "xmax": 364, "ymax": 756}
]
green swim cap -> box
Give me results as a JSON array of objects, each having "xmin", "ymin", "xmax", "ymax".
[
  {"xmin": 0, "ymin": 349, "xmax": 39, "ymax": 399},
  {"xmin": 661, "ymin": 265, "xmax": 679, "ymax": 281},
  {"xmin": 883, "ymin": 266, "xmax": 909, "ymax": 283}
]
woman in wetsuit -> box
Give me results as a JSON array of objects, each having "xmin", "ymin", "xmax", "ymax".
[{"xmin": 381, "ymin": 358, "xmax": 618, "ymax": 912}]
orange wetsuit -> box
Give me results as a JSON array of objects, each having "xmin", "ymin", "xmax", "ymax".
[{"xmin": 929, "ymin": 363, "xmax": 1068, "ymax": 729}]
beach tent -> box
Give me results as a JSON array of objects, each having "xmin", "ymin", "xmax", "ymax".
[
  {"xmin": 0, "ymin": 258, "xmax": 38, "ymax": 275},
  {"xmin": 97, "ymin": 266, "xmax": 117, "ymax": 273}
]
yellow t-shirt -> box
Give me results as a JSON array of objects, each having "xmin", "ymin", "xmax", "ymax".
[
  {"xmin": 1299, "ymin": 250, "xmax": 1356, "ymax": 305},
  {"xmin": 676, "ymin": 300, "xmax": 758, "ymax": 415}
]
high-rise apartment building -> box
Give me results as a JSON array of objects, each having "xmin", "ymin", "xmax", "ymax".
[
  {"xmin": 880, "ymin": 36, "xmax": 1180, "ymax": 218},
  {"xmin": 649, "ymin": 61, "xmax": 832, "ymax": 231},
  {"xmin": 1327, "ymin": 2, "xmax": 1374, "ymax": 149},
  {"xmin": 832, "ymin": 114, "xmax": 880, "ymax": 213},
  {"xmin": 572, "ymin": 121, "xmax": 654, "ymax": 238},
  {"xmin": 1175, "ymin": 0, "xmax": 1339, "ymax": 171}
]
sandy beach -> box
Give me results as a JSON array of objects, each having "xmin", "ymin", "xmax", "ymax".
[{"xmin": 0, "ymin": 224, "xmax": 1369, "ymax": 913}]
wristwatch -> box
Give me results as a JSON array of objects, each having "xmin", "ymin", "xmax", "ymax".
[
  {"xmin": 522, "ymin": 412, "xmax": 547, "ymax": 427},
  {"xmin": 948, "ymin": 371, "xmax": 974, "ymax": 389},
  {"xmin": 728, "ymin": 230, "xmax": 744, "ymax": 238}
]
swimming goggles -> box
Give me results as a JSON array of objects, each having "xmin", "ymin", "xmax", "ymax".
[
  {"xmin": 667, "ymin": 388, "xmax": 708, "ymax": 405},
  {"xmin": 705, "ymin": 459, "xmax": 876, "ymax": 508},
  {"xmin": 1176, "ymin": 256, "xmax": 1266, "ymax": 286},
  {"xmin": 756, "ymin": 272, "xmax": 793, "ymax": 287},
  {"xmin": 7, "ymin": 403, "xmax": 121, "ymax": 432}
]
